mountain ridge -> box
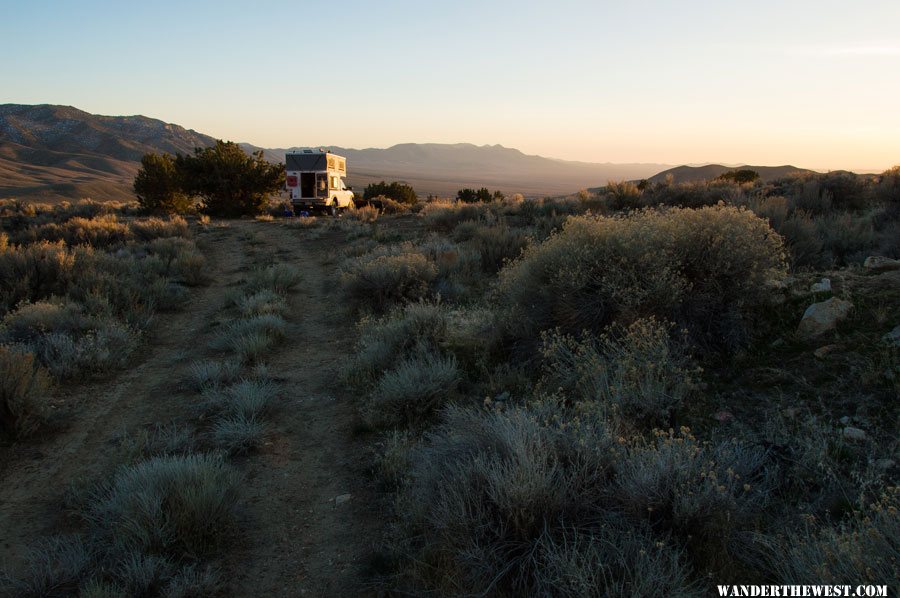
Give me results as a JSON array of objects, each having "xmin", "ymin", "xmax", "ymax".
[{"xmin": 0, "ymin": 103, "xmax": 830, "ymax": 202}]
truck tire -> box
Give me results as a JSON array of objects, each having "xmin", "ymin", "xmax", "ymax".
[{"xmin": 328, "ymin": 200, "xmax": 339, "ymax": 218}]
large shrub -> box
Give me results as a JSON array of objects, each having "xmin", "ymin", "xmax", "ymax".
[
  {"xmin": 395, "ymin": 405, "xmax": 773, "ymax": 594},
  {"xmin": 0, "ymin": 346, "xmax": 51, "ymax": 437},
  {"xmin": 363, "ymin": 181, "xmax": 418, "ymax": 205},
  {"xmin": 495, "ymin": 205, "xmax": 786, "ymax": 353},
  {"xmin": 173, "ymin": 141, "xmax": 284, "ymax": 217}
]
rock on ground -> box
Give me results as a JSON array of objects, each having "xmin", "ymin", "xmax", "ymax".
[
  {"xmin": 864, "ymin": 256, "xmax": 900, "ymax": 273},
  {"xmin": 797, "ymin": 298, "xmax": 853, "ymax": 338}
]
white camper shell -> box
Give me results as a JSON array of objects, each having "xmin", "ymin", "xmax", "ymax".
[{"xmin": 285, "ymin": 149, "xmax": 355, "ymax": 215}]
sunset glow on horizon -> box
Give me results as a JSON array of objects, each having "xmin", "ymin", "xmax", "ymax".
[{"xmin": 2, "ymin": 0, "xmax": 898, "ymax": 172}]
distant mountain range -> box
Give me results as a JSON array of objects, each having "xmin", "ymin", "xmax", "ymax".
[
  {"xmin": 0, "ymin": 104, "xmax": 216, "ymax": 202},
  {"xmin": 1, "ymin": 103, "xmax": 828, "ymax": 203},
  {"xmin": 646, "ymin": 163, "xmax": 815, "ymax": 184},
  {"xmin": 242, "ymin": 142, "xmax": 672, "ymax": 197}
]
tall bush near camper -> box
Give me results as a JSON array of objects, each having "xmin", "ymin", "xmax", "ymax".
[
  {"xmin": 176, "ymin": 141, "xmax": 285, "ymax": 217},
  {"xmin": 133, "ymin": 152, "xmax": 192, "ymax": 214}
]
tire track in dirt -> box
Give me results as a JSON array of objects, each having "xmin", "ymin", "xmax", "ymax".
[
  {"xmin": 0, "ymin": 223, "xmax": 247, "ymax": 571},
  {"xmin": 223, "ymin": 220, "xmax": 383, "ymax": 597}
]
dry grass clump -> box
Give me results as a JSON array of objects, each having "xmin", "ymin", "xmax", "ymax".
[
  {"xmin": 350, "ymin": 302, "xmax": 450, "ymax": 386},
  {"xmin": 341, "ymin": 251, "xmax": 438, "ymax": 313},
  {"xmin": 19, "ymin": 215, "xmax": 132, "ymax": 248},
  {"xmin": 496, "ymin": 205, "xmax": 786, "ymax": 353},
  {"xmin": 84, "ymin": 454, "xmax": 241, "ymax": 556},
  {"xmin": 0, "ymin": 346, "xmax": 51, "ymax": 437},
  {"xmin": 231, "ymin": 289, "xmax": 289, "ymax": 318},
  {"xmin": 364, "ymin": 351, "xmax": 460, "ymax": 428},
  {"xmin": 464, "ymin": 222, "xmax": 530, "ymax": 272},
  {"xmin": 772, "ymin": 487, "xmax": 899, "ymax": 585},
  {"xmin": 0, "ymin": 241, "xmax": 77, "ymax": 313},
  {"xmin": 376, "ymin": 197, "xmax": 410, "ymax": 214},
  {"xmin": 211, "ymin": 413, "xmax": 267, "ymax": 455},
  {"xmin": 349, "ymin": 204, "xmax": 379, "ymax": 223},
  {"xmin": 2, "ymin": 455, "xmax": 237, "ymax": 596},
  {"xmin": 245, "ymin": 263, "xmax": 302, "ymax": 295},
  {"xmin": 129, "ymin": 215, "xmax": 189, "ymax": 242},
  {"xmin": 540, "ymin": 317, "xmax": 696, "ymax": 424},
  {"xmin": 186, "ymin": 359, "xmax": 241, "ymax": 391},
  {"xmin": 211, "ymin": 314, "xmax": 287, "ymax": 363},
  {"xmin": 421, "ymin": 200, "xmax": 493, "ymax": 232}
]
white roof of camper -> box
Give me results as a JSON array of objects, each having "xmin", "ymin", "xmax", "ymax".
[{"xmin": 285, "ymin": 149, "xmax": 346, "ymax": 172}]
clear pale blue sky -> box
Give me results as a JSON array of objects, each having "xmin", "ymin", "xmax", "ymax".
[{"xmin": 2, "ymin": 0, "xmax": 898, "ymax": 170}]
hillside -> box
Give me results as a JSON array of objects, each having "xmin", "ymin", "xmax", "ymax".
[
  {"xmin": 245, "ymin": 142, "xmax": 672, "ymax": 197},
  {"xmin": 0, "ymin": 104, "xmax": 216, "ymax": 202},
  {"xmin": 647, "ymin": 163, "xmax": 815, "ymax": 184}
]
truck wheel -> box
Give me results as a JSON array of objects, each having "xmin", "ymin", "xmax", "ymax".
[{"xmin": 329, "ymin": 200, "xmax": 339, "ymax": 218}]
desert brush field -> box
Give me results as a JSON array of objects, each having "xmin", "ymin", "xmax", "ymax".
[{"xmin": 0, "ymin": 168, "xmax": 898, "ymax": 596}]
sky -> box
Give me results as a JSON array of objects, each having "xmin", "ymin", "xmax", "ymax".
[{"xmin": 1, "ymin": 0, "xmax": 899, "ymax": 171}]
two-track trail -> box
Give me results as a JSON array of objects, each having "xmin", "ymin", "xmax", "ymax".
[
  {"xmin": 0, "ymin": 220, "xmax": 382, "ymax": 596},
  {"xmin": 223, "ymin": 220, "xmax": 382, "ymax": 596}
]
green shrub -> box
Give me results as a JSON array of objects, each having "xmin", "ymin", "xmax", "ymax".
[
  {"xmin": 365, "ymin": 351, "xmax": 459, "ymax": 428},
  {"xmin": 341, "ymin": 252, "xmax": 438, "ymax": 313},
  {"xmin": 496, "ymin": 205, "xmax": 786, "ymax": 353},
  {"xmin": 130, "ymin": 215, "xmax": 190, "ymax": 242},
  {"xmin": 363, "ymin": 181, "xmax": 418, "ymax": 205},
  {"xmin": 84, "ymin": 453, "xmax": 241, "ymax": 557},
  {"xmin": 0, "ymin": 345, "xmax": 51, "ymax": 437},
  {"xmin": 540, "ymin": 318, "xmax": 696, "ymax": 424}
]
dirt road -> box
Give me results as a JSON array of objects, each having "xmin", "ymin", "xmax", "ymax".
[{"xmin": 0, "ymin": 220, "xmax": 382, "ymax": 596}]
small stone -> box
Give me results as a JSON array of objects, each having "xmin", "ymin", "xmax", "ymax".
[
  {"xmin": 814, "ymin": 344, "xmax": 838, "ymax": 359},
  {"xmin": 839, "ymin": 416, "xmax": 851, "ymax": 425},
  {"xmin": 864, "ymin": 256, "xmax": 900, "ymax": 272},
  {"xmin": 333, "ymin": 493, "xmax": 352, "ymax": 507},
  {"xmin": 883, "ymin": 325, "xmax": 900, "ymax": 347},
  {"xmin": 842, "ymin": 426, "xmax": 866, "ymax": 441},
  {"xmin": 875, "ymin": 458, "xmax": 895, "ymax": 470},
  {"xmin": 809, "ymin": 278, "xmax": 831, "ymax": 293},
  {"xmin": 797, "ymin": 298, "xmax": 853, "ymax": 338}
]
